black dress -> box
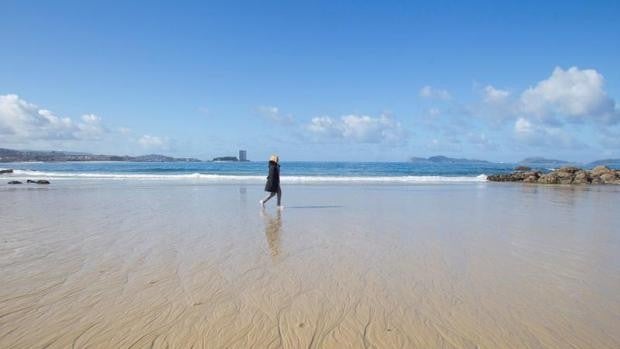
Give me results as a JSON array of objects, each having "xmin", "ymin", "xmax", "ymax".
[{"xmin": 264, "ymin": 161, "xmax": 280, "ymax": 193}]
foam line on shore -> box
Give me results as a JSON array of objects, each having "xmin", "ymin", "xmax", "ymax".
[{"xmin": 8, "ymin": 169, "xmax": 488, "ymax": 183}]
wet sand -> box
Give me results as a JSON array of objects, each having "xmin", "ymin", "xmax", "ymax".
[{"xmin": 1, "ymin": 181, "xmax": 619, "ymax": 348}]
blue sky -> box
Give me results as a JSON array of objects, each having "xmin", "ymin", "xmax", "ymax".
[{"xmin": 1, "ymin": 0, "xmax": 619, "ymax": 162}]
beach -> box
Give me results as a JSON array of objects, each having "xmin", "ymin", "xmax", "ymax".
[{"xmin": 1, "ymin": 180, "xmax": 619, "ymax": 348}]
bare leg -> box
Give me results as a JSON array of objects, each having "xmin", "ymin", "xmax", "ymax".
[
  {"xmin": 262, "ymin": 192, "xmax": 276, "ymax": 204},
  {"xmin": 276, "ymin": 187, "xmax": 282, "ymax": 206}
]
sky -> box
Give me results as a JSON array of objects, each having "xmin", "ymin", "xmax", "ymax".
[{"xmin": 1, "ymin": 0, "xmax": 619, "ymax": 162}]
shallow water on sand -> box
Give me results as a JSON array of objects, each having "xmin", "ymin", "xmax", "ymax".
[{"xmin": 1, "ymin": 181, "xmax": 619, "ymax": 348}]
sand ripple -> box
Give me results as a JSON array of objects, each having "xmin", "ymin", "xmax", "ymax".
[{"xmin": 1, "ymin": 182, "xmax": 619, "ymax": 348}]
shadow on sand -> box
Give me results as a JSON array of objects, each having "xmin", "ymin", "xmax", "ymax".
[{"xmin": 285, "ymin": 205, "xmax": 343, "ymax": 209}]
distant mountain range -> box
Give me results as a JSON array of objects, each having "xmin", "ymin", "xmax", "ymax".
[
  {"xmin": 2, "ymin": 148, "xmax": 619, "ymax": 168},
  {"xmin": 410, "ymin": 155, "xmax": 491, "ymax": 164},
  {"xmin": 411, "ymin": 155, "xmax": 620, "ymax": 169},
  {"xmin": 586, "ymin": 158, "xmax": 620, "ymax": 168},
  {"xmin": 516, "ymin": 157, "xmax": 577, "ymax": 168},
  {"xmin": 0, "ymin": 148, "xmax": 201, "ymax": 162},
  {"xmin": 517, "ymin": 157, "xmax": 620, "ymax": 169}
]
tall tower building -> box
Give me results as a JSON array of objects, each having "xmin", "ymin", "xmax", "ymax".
[{"xmin": 239, "ymin": 150, "xmax": 247, "ymax": 161}]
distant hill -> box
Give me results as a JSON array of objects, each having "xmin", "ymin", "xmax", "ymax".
[
  {"xmin": 410, "ymin": 155, "xmax": 491, "ymax": 164},
  {"xmin": 0, "ymin": 148, "xmax": 201, "ymax": 162},
  {"xmin": 587, "ymin": 159, "xmax": 620, "ymax": 169},
  {"xmin": 517, "ymin": 157, "xmax": 576, "ymax": 169},
  {"xmin": 132, "ymin": 154, "xmax": 200, "ymax": 162}
]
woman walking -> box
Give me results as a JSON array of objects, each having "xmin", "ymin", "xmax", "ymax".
[{"xmin": 260, "ymin": 155, "xmax": 283, "ymax": 209}]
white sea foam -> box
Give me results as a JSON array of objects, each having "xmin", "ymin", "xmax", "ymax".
[{"xmin": 9, "ymin": 169, "xmax": 488, "ymax": 183}]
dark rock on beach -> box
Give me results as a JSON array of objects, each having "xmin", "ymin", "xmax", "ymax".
[
  {"xmin": 0, "ymin": 169, "xmax": 13, "ymax": 174},
  {"xmin": 488, "ymin": 166, "xmax": 620, "ymax": 185},
  {"xmin": 8, "ymin": 180, "xmax": 22, "ymax": 184},
  {"xmin": 26, "ymin": 179, "xmax": 50, "ymax": 184}
]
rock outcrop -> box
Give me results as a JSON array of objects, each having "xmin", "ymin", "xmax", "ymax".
[
  {"xmin": 8, "ymin": 180, "xmax": 22, "ymax": 184},
  {"xmin": 591, "ymin": 165, "xmax": 612, "ymax": 177},
  {"xmin": 488, "ymin": 166, "xmax": 620, "ymax": 185},
  {"xmin": 0, "ymin": 169, "xmax": 13, "ymax": 174}
]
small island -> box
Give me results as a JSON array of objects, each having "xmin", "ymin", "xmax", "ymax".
[
  {"xmin": 212, "ymin": 151, "xmax": 250, "ymax": 162},
  {"xmin": 212, "ymin": 156, "xmax": 240, "ymax": 162}
]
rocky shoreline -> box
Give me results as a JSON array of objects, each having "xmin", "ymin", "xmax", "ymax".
[{"xmin": 488, "ymin": 166, "xmax": 620, "ymax": 185}]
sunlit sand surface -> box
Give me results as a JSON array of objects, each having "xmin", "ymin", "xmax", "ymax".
[{"xmin": 1, "ymin": 181, "xmax": 619, "ymax": 348}]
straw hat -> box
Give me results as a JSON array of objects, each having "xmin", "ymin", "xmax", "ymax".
[{"xmin": 269, "ymin": 154, "xmax": 279, "ymax": 163}]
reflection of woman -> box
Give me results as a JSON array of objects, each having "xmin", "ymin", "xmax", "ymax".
[
  {"xmin": 260, "ymin": 155, "xmax": 283, "ymax": 209},
  {"xmin": 262, "ymin": 209, "xmax": 282, "ymax": 257}
]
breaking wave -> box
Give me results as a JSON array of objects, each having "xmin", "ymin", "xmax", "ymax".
[{"xmin": 9, "ymin": 169, "xmax": 488, "ymax": 183}]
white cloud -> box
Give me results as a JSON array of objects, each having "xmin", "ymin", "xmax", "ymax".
[
  {"xmin": 306, "ymin": 114, "xmax": 406, "ymax": 144},
  {"xmin": 474, "ymin": 86, "xmax": 515, "ymax": 125},
  {"xmin": 514, "ymin": 117, "xmax": 534, "ymax": 135},
  {"xmin": 0, "ymin": 94, "xmax": 176, "ymax": 154},
  {"xmin": 307, "ymin": 116, "xmax": 338, "ymax": 136},
  {"xmin": 519, "ymin": 66, "xmax": 618, "ymax": 123},
  {"xmin": 138, "ymin": 134, "xmax": 168, "ymax": 149},
  {"xmin": 483, "ymin": 85, "xmax": 510, "ymax": 104},
  {"xmin": 471, "ymin": 67, "xmax": 620, "ymax": 150},
  {"xmin": 479, "ymin": 67, "xmax": 619, "ymax": 126},
  {"xmin": 0, "ymin": 94, "xmax": 105, "ymax": 143},
  {"xmin": 75, "ymin": 114, "xmax": 105, "ymax": 140},
  {"xmin": 118, "ymin": 127, "xmax": 132, "ymax": 135},
  {"xmin": 514, "ymin": 117, "xmax": 581, "ymax": 148},
  {"xmin": 419, "ymin": 86, "xmax": 451, "ymax": 100},
  {"xmin": 257, "ymin": 105, "xmax": 295, "ymax": 125}
]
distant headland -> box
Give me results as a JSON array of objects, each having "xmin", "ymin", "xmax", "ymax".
[
  {"xmin": 410, "ymin": 155, "xmax": 620, "ymax": 169},
  {"xmin": 0, "ymin": 147, "xmax": 257, "ymax": 163},
  {"xmin": 410, "ymin": 155, "xmax": 491, "ymax": 164},
  {"xmin": 0, "ymin": 148, "xmax": 201, "ymax": 163}
]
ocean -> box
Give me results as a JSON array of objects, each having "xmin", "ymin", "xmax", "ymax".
[{"xmin": 1, "ymin": 161, "xmax": 514, "ymax": 183}]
